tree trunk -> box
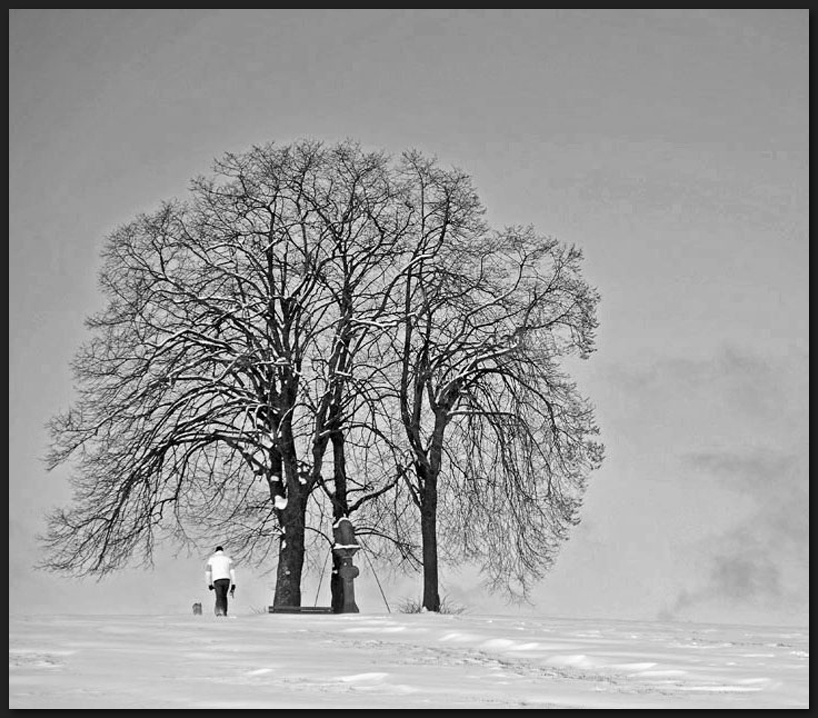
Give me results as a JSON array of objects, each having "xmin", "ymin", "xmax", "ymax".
[
  {"xmin": 273, "ymin": 505, "xmax": 306, "ymax": 608},
  {"xmin": 330, "ymin": 553, "xmax": 343, "ymax": 613},
  {"xmin": 420, "ymin": 471, "xmax": 441, "ymax": 612},
  {"xmin": 329, "ymin": 428, "xmax": 349, "ymax": 612},
  {"xmin": 272, "ymin": 421, "xmax": 306, "ymax": 608}
]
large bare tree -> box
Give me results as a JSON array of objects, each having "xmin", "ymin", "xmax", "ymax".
[
  {"xmin": 368, "ymin": 152, "xmax": 603, "ymax": 611},
  {"xmin": 40, "ymin": 139, "xmax": 602, "ymax": 612},
  {"xmin": 41, "ymin": 140, "xmax": 412, "ymax": 607}
]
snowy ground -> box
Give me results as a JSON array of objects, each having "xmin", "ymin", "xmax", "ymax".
[{"xmin": 9, "ymin": 611, "xmax": 808, "ymax": 709}]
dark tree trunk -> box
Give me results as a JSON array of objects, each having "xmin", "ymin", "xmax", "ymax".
[
  {"xmin": 272, "ymin": 418, "xmax": 307, "ymax": 609},
  {"xmin": 329, "ymin": 428, "xmax": 349, "ymax": 612},
  {"xmin": 330, "ymin": 553, "xmax": 343, "ymax": 613},
  {"xmin": 273, "ymin": 504, "xmax": 306, "ymax": 608},
  {"xmin": 419, "ymin": 466, "xmax": 441, "ymax": 612}
]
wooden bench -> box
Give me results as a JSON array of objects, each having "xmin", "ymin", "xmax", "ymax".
[{"xmin": 268, "ymin": 606, "xmax": 334, "ymax": 614}]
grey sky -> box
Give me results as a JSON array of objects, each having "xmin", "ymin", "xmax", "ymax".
[{"xmin": 9, "ymin": 9, "xmax": 808, "ymax": 625}]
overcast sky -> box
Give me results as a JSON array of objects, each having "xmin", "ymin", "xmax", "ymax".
[{"xmin": 9, "ymin": 9, "xmax": 808, "ymax": 627}]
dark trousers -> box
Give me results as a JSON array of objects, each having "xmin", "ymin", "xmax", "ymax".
[{"xmin": 213, "ymin": 578, "xmax": 231, "ymax": 616}]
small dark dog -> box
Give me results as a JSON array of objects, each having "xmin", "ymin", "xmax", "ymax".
[{"xmin": 192, "ymin": 602, "xmax": 203, "ymax": 615}]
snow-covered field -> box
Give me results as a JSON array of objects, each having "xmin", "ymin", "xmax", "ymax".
[{"xmin": 9, "ymin": 611, "xmax": 808, "ymax": 709}]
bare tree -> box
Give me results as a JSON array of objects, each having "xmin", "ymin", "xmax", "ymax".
[
  {"xmin": 40, "ymin": 140, "xmax": 414, "ymax": 608},
  {"xmin": 380, "ymin": 153, "xmax": 603, "ymax": 611},
  {"xmin": 40, "ymin": 139, "xmax": 602, "ymax": 613}
]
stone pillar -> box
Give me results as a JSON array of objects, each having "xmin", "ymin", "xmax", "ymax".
[{"xmin": 332, "ymin": 517, "xmax": 360, "ymax": 613}]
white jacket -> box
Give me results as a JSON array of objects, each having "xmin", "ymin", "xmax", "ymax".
[{"xmin": 205, "ymin": 550, "xmax": 236, "ymax": 585}]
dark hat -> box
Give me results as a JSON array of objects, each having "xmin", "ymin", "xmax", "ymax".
[{"xmin": 215, "ymin": 545, "xmax": 224, "ymax": 552}]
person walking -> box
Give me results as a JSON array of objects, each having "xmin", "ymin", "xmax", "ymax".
[{"xmin": 205, "ymin": 546, "xmax": 236, "ymax": 617}]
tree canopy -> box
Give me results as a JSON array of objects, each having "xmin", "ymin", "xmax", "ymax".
[{"xmin": 41, "ymin": 138, "xmax": 603, "ymax": 610}]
